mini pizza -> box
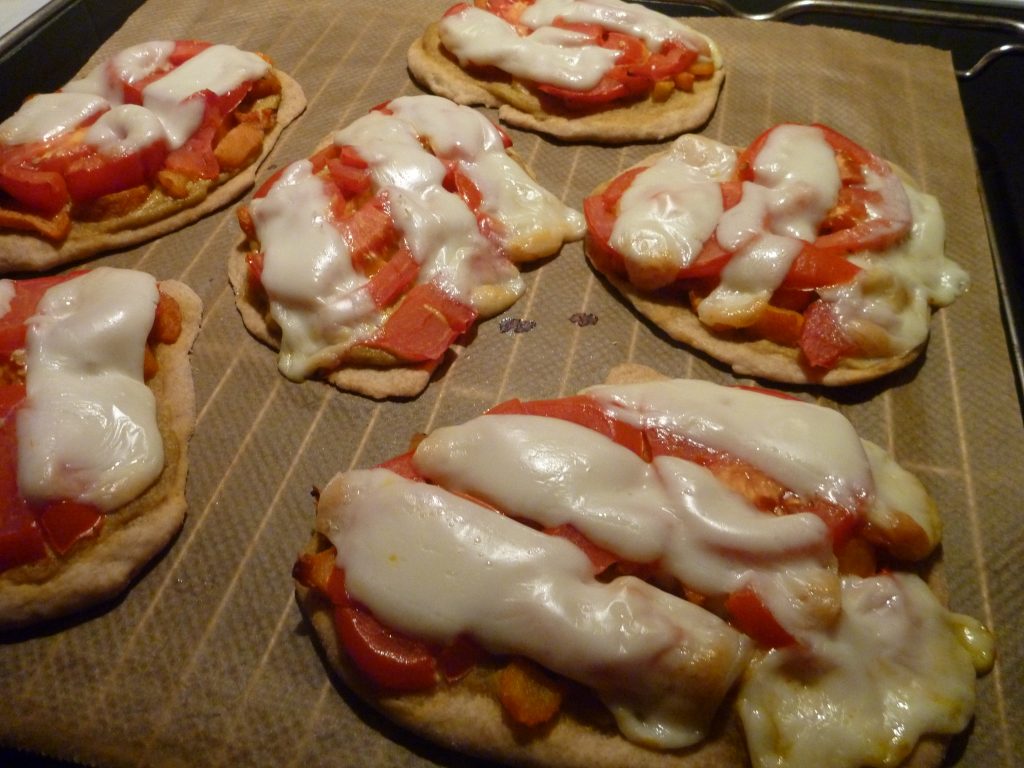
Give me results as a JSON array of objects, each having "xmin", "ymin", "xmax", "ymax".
[
  {"xmin": 584, "ymin": 124, "xmax": 970, "ymax": 385},
  {"xmin": 229, "ymin": 94, "xmax": 585, "ymax": 399},
  {"xmin": 294, "ymin": 364, "xmax": 994, "ymax": 768},
  {"xmin": 0, "ymin": 39, "xmax": 306, "ymax": 272},
  {"xmin": 407, "ymin": 0, "xmax": 723, "ymax": 143},
  {"xmin": 0, "ymin": 267, "xmax": 201, "ymax": 630}
]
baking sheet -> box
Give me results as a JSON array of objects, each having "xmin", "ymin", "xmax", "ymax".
[{"xmin": 1, "ymin": 1, "xmax": 1021, "ymax": 766}]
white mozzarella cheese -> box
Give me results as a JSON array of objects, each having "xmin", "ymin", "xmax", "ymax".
[
  {"xmin": 320, "ymin": 467, "xmax": 751, "ymax": 749},
  {"xmin": 16, "ymin": 268, "xmax": 163, "ymax": 511}
]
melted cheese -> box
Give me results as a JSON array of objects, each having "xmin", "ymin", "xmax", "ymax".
[
  {"xmin": 440, "ymin": 6, "xmax": 620, "ymax": 91},
  {"xmin": 141, "ymin": 44, "xmax": 268, "ymax": 149},
  {"xmin": 861, "ymin": 439, "xmax": 941, "ymax": 554},
  {"xmin": 413, "ymin": 413, "xmax": 837, "ymax": 631},
  {"xmin": 608, "ymin": 125, "xmax": 964, "ymax": 350},
  {"xmin": 820, "ymin": 183, "xmax": 968, "ymax": 356},
  {"xmin": 0, "ymin": 92, "xmax": 109, "ymax": 145},
  {"xmin": 84, "ymin": 104, "xmax": 168, "ymax": 157},
  {"xmin": 3, "ymin": 41, "xmax": 266, "ymax": 154},
  {"xmin": 439, "ymin": 0, "xmax": 718, "ymax": 93},
  {"xmin": 699, "ymin": 125, "xmax": 840, "ymax": 325},
  {"xmin": 16, "ymin": 268, "xmax": 163, "ymax": 511},
  {"xmin": 320, "ymin": 467, "xmax": 751, "ymax": 749},
  {"xmin": 252, "ymin": 95, "xmax": 581, "ymax": 379},
  {"xmin": 583, "ymin": 378, "xmax": 873, "ymax": 509},
  {"xmin": 523, "ymin": 0, "xmax": 715, "ymax": 59},
  {"xmin": 610, "ymin": 135, "xmax": 735, "ymax": 290},
  {"xmin": 250, "ymin": 160, "xmax": 377, "ymax": 380},
  {"xmin": 738, "ymin": 573, "xmax": 993, "ymax": 768},
  {"xmin": 62, "ymin": 40, "xmax": 176, "ymax": 104}
]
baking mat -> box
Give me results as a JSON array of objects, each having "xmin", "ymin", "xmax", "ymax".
[{"xmin": 1, "ymin": 1, "xmax": 1020, "ymax": 766}]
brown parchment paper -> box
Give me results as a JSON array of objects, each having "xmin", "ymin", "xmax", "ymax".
[{"xmin": 1, "ymin": 2, "xmax": 1021, "ymax": 767}]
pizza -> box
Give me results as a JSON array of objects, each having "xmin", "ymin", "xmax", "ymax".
[
  {"xmin": 294, "ymin": 364, "xmax": 994, "ymax": 768},
  {"xmin": 229, "ymin": 94, "xmax": 585, "ymax": 399},
  {"xmin": 583, "ymin": 124, "xmax": 970, "ymax": 385},
  {"xmin": 0, "ymin": 267, "xmax": 200, "ymax": 630},
  {"xmin": 407, "ymin": 0, "xmax": 724, "ymax": 143},
  {"xmin": 0, "ymin": 40, "xmax": 306, "ymax": 272}
]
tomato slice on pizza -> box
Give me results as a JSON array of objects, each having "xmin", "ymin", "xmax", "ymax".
[
  {"xmin": 0, "ymin": 40, "xmax": 305, "ymax": 272},
  {"xmin": 408, "ymin": 0, "xmax": 725, "ymax": 142},
  {"xmin": 0, "ymin": 267, "xmax": 200, "ymax": 630},
  {"xmin": 583, "ymin": 124, "xmax": 969, "ymax": 385},
  {"xmin": 230, "ymin": 94, "xmax": 585, "ymax": 399},
  {"xmin": 294, "ymin": 365, "xmax": 994, "ymax": 768}
]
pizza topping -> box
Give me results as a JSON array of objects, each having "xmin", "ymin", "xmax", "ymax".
[
  {"xmin": 0, "ymin": 93, "xmax": 109, "ymax": 146},
  {"xmin": 586, "ymin": 124, "xmax": 968, "ymax": 369},
  {"xmin": 306, "ymin": 377, "xmax": 991, "ymax": 762},
  {"xmin": 0, "ymin": 269, "xmax": 177, "ymax": 574},
  {"xmin": 738, "ymin": 573, "xmax": 994, "ymax": 768},
  {"xmin": 246, "ymin": 94, "xmax": 582, "ymax": 381},
  {"xmin": 584, "ymin": 378, "xmax": 872, "ymax": 509},
  {"xmin": 413, "ymin": 413, "xmax": 840, "ymax": 637},
  {"xmin": 17, "ymin": 268, "xmax": 162, "ymax": 510},
  {"xmin": 319, "ymin": 467, "xmax": 752, "ymax": 749},
  {"xmin": 438, "ymin": 0, "xmax": 720, "ymax": 106},
  {"xmin": 0, "ymin": 40, "xmax": 277, "ymax": 240}
]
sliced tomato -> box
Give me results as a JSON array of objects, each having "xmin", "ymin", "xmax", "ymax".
[
  {"xmin": 342, "ymin": 195, "xmax": 397, "ymax": 269},
  {"xmin": 335, "ymin": 603, "xmax": 439, "ymax": 691},
  {"xmin": 327, "ymin": 158, "xmax": 370, "ymax": 199},
  {"xmin": 536, "ymin": 67, "xmax": 650, "ymax": 108},
  {"xmin": 366, "ymin": 247, "xmax": 419, "ymax": 309},
  {"xmin": 36, "ymin": 500, "xmax": 103, "ymax": 556},
  {"xmin": 544, "ymin": 523, "xmax": 619, "ymax": 575},
  {"xmin": 162, "ymin": 90, "xmax": 223, "ymax": 180},
  {"xmin": 799, "ymin": 299, "xmax": 859, "ymax": 369},
  {"xmin": 0, "ymin": 502, "xmax": 47, "ymax": 574},
  {"xmin": 437, "ymin": 633, "xmax": 486, "ymax": 682},
  {"xmin": 0, "ymin": 163, "xmax": 69, "ymax": 216},
  {"xmin": 583, "ymin": 165, "xmax": 645, "ymax": 276},
  {"xmin": 725, "ymin": 585, "xmax": 796, "ymax": 648},
  {"xmin": 0, "ymin": 383, "xmax": 48, "ymax": 573},
  {"xmin": 254, "ymin": 167, "xmax": 286, "ymax": 199},
  {"xmin": 367, "ymin": 283, "xmax": 477, "ymax": 363},
  {"xmin": 448, "ymin": 165, "xmax": 498, "ymax": 240},
  {"xmin": 793, "ymin": 497, "xmax": 862, "ymax": 552},
  {"xmin": 505, "ymin": 394, "xmax": 648, "ymax": 459},
  {"xmin": 629, "ymin": 40, "xmax": 697, "ymax": 81},
  {"xmin": 376, "ymin": 450, "xmax": 423, "ymax": 481},
  {"xmin": 63, "ymin": 139, "xmax": 168, "ymax": 203},
  {"xmin": 308, "ymin": 145, "xmax": 340, "ymax": 174},
  {"xmin": 169, "ymin": 40, "xmax": 213, "ymax": 66},
  {"xmin": 780, "ymin": 246, "xmax": 860, "ymax": 291}
]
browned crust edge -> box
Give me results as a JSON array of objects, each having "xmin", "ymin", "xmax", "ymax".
[
  {"xmin": 293, "ymin": 362, "xmax": 950, "ymax": 768},
  {"xmin": 0, "ymin": 279, "xmax": 202, "ymax": 631},
  {"xmin": 0, "ymin": 70, "xmax": 307, "ymax": 274},
  {"xmin": 407, "ymin": 22, "xmax": 725, "ymax": 144}
]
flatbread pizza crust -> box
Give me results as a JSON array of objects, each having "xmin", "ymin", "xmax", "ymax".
[
  {"xmin": 294, "ymin": 363, "xmax": 950, "ymax": 768},
  {"xmin": 0, "ymin": 71, "xmax": 306, "ymax": 274},
  {"xmin": 0, "ymin": 280, "xmax": 202, "ymax": 631},
  {"xmin": 407, "ymin": 22, "xmax": 725, "ymax": 144},
  {"xmin": 584, "ymin": 151, "xmax": 931, "ymax": 386}
]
